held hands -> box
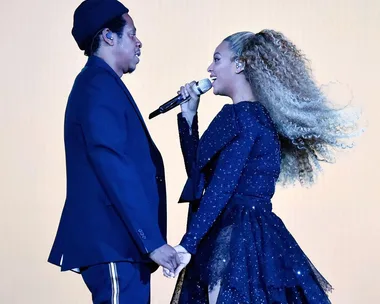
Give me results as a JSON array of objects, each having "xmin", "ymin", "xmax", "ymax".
[
  {"xmin": 149, "ymin": 244, "xmax": 181, "ymax": 275},
  {"xmin": 163, "ymin": 245, "xmax": 191, "ymax": 279}
]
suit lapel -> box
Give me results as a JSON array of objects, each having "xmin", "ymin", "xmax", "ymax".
[
  {"xmin": 86, "ymin": 56, "xmax": 158, "ymax": 151},
  {"xmin": 114, "ymin": 78, "xmax": 149, "ymax": 132}
]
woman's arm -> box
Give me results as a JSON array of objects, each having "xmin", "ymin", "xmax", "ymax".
[
  {"xmin": 177, "ymin": 112, "xmax": 199, "ymax": 177},
  {"xmin": 179, "ymin": 131, "xmax": 257, "ymax": 254}
]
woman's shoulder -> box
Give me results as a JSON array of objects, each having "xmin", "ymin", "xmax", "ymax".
[
  {"xmin": 203, "ymin": 101, "xmax": 276, "ymax": 141},
  {"xmin": 225, "ymin": 101, "xmax": 276, "ymax": 133}
]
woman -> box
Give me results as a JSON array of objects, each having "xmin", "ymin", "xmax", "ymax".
[{"xmin": 166, "ymin": 30, "xmax": 360, "ymax": 304}]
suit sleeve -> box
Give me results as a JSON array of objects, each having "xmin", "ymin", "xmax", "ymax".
[
  {"xmin": 80, "ymin": 74, "xmax": 166, "ymax": 255},
  {"xmin": 180, "ymin": 132, "xmax": 257, "ymax": 254},
  {"xmin": 177, "ymin": 113, "xmax": 199, "ymax": 177}
]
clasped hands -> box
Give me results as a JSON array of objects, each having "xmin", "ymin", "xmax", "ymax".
[{"xmin": 149, "ymin": 244, "xmax": 191, "ymax": 279}]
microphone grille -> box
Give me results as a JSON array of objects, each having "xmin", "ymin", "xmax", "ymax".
[{"xmin": 194, "ymin": 78, "xmax": 212, "ymax": 95}]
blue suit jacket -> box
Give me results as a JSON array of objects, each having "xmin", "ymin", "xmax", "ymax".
[{"xmin": 48, "ymin": 56, "xmax": 167, "ymax": 272}]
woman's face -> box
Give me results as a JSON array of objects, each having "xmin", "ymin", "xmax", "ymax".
[{"xmin": 207, "ymin": 41, "xmax": 237, "ymax": 97}]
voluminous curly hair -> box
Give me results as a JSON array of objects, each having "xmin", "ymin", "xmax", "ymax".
[{"xmin": 223, "ymin": 30, "xmax": 362, "ymax": 187}]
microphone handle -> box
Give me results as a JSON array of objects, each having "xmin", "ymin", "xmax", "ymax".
[
  {"xmin": 149, "ymin": 79, "xmax": 204, "ymax": 119},
  {"xmin": 149, "ymin": 95, "xmax": 189, "ymax": 119},
  {"xmin": 159, "ymin": 95, "xmax": 186, "ymax": 112}
]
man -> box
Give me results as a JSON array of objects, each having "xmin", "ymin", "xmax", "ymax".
[{"xmin": 48, "ymin": 1, "xmax": 179, "ymax": 302}]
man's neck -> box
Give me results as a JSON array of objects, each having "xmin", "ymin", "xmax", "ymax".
[{"xmin": 94, "ymin": 52, "xmax": 122, "ymax": 78}]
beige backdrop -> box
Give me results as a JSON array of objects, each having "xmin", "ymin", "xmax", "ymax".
[{"xmin": 1, "ymin": 0, "xmax": 379, "ymax": 303}]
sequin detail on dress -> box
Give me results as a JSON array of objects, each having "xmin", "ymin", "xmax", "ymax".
[{"xmin": 172, "ymin": 102, "xmax": 332, "ymax": 304}]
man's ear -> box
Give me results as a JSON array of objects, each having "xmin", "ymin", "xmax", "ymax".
[{"xmin": 101, "ymin": 29, "xmax": 114, "ymax": 46}]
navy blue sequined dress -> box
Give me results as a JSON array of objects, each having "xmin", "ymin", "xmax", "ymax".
[{"xmin": 171, "ymin": 101, "xmax": 332, "ymax": 304}]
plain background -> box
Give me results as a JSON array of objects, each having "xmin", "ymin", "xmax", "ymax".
[{"xmin": 1, "ymin": 0, "xmax": 379, "ymax": 303}]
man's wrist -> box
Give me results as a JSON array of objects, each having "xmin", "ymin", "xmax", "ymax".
[{"xmin": 145, "ymin": 239, "xmax": 166, "ymax": 257}]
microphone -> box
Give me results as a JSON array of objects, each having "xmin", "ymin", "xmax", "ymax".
[{"xmin": 149, "ymin": 78, "xmax": 212, "ymax": 119}]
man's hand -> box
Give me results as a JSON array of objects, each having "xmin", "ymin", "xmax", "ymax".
[
  {"xmin": 149, "ymin": 244, "xmax": 180, "ymax": 275},
  {"xmin": 163, "ymin": 245, "xmax": 191, "ymax": 278}
]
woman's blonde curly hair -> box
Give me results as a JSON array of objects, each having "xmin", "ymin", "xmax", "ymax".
[{"xmin": 224, "ymin": 30, "xmax": 362, "ymax": 187}]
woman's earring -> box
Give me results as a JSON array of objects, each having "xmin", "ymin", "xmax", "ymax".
[{"xmin": 235, "ymin": 59, "xmax": 243, "ymax": 70}]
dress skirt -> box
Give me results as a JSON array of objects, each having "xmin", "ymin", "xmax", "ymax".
[{"xmin": 171, "ymin": 196, "xmax": 332, "ymax": 304}]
